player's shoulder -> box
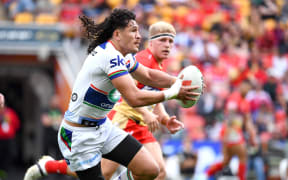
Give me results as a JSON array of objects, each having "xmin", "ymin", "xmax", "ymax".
[
  {"xmin": 135, "ymin": 49, "xmax": 151, "ymax": 59},
  {"xmin": 135, "ymin": 49, "xmax": 153, "ymax": 66},
  {"xmin": 97, "ymin": 42, "xmax": 118, "ymax": 55},
  {"xmin": 124, "ymin": 53, "xmax": 136, "ymax": 61},
  {"xmin": 92, "ymin": 42, "xmax": 124, "ymax": 61}
]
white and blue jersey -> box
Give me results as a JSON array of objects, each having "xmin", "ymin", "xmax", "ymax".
[{"xmin": 64, "ymin": 41, "xmax": 139, "ymax": 125}]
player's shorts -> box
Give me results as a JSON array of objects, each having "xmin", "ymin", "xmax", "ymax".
[
  {"xmin": 109, "ymin": 110, "xmax": 156, "ymax": 144},
  {"xmin": 220, "ymin": 125, "xmax": 245, "ymax": 147},
  {"xmin": 58, "ymin": 118, "xmax": 128, "ymax": 172}
]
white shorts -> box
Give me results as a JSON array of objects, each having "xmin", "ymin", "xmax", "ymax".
[{"xmin": 58, "ymin": 118, "xmax": 128, "ymax": 172}]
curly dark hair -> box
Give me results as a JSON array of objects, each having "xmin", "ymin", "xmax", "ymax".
[{"xmin": 79, "ymin": 8, "xmax": 136, "ymax": 54}]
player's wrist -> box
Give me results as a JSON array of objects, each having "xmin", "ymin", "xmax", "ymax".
[
  {"xmin": 161, "ymin": 115, "xmax": 170, "ymax": 125},
  {"xmin": 163, "ymin": 78, "xmax": 182, "ymax": 100},
  {"xmin": 170, "ymin": 77, "xmax": 177, "ymax": 87}
]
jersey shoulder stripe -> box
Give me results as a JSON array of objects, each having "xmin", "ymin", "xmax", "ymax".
[
  {"xmin": 129, "ymin": 61, "xmax": 139, "ymax": 73},
  {"xmin": 108, "ymin": 70, "xmax": 128, "ymax": 80}
]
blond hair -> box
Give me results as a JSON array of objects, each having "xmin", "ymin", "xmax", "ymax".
[{"xmin": 148, "ymin": 21, "xmax": 176, "ymax": 40}]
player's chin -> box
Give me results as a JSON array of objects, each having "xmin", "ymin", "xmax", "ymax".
[
  {"xmin": 161, "ymin": 52, "xmax": 169, "ymax": 58},
  {"xmin": 131, "ymin": 47, "xmax": 139, "ymax": 53},
  {"xmin": 160, "ymin": 54, "xmax": 169, "ymax": 60}
]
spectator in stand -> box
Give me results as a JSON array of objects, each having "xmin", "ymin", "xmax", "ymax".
[
  {"xmin": 203, "ymin": 59, "xmax": 230, "ymax": 99},
  {"xmin": 190, "ymin": 28, "xmax": 220, "ymax": 67},
  {"xmin": 11, "ymin": 0, "xmax": 35, "ymax": 18},
  {"xmin": 263, "ymin": 69, "xmax": 280, "ymax": 106},
  {"xmin": 246, "ymin": 128, "xmax": 266, "ymax": 180},
  {"xmin": 41, "ymin": 94, "xmax": 63, "ymax": 159},
  {"xmin": 279, "ymin": 139, "xmax": 288, "ymax": 180},
  {"xmin": 265, "ymin": 126, "xmax": 287, "ymax": 179},
  {"xmin": 254, "ymin": 99, "xmax": 274, "ymax": 135},
  {"xmin": 277, "ymin": 70, "xmax": 288, "ymax": 112},
  {"xmin": 81, "ymin": 0, "xmax": 109, "ymax": 17},
  {"xmin": 268, "ymin": 47, "xmax": 288, "ymax": 80},
  {"xmin": 178, "ymin": 137, "xmax": 197, "ymax": 180},
  {"xmin": 257, "ymin": 0, "xmax": 279, "ymax": 20},
  {"xmin": 278, "ymin": 25, "xmax": 288, "ymax": 55},
  {"xmin": 245, "ymin": 80, "xmax": 273, "ymax": 122},
  {"xmin": 196, "ymin": 81, "xmax": 225, "ymax": 128},
  {"xmin": 232, "ymin": 45, "xmax": 268, "ymax": 87},
  {"xmin": 0, "ymin": 93, "xmax": 20, "ymax": 176}
]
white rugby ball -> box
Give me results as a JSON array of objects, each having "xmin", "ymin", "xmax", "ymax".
[{"xmin": 177, "ymin": 65, "xmax": 203, "ymax": 108}]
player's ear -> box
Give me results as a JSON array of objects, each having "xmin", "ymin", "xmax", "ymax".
[
  {"xmin": 148, "ymin": 40, "xmax": 153, "ymax": 48},
  {"xmin": 113, "ymin": 29, "xmax": 121, "ymax": 41}
]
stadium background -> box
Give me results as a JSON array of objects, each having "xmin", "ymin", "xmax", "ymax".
[{"xmin": 1, "ymin": 0, "xmax": 288, "ymax": 179}]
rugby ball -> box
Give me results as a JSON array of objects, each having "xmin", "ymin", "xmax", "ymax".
[{"xmin": 177, "ymin": 65, "xmax": 203, "ymax": 108}]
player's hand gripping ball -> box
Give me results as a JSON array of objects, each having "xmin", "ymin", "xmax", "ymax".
[{"xmin": 177, "ymin": 65, "xmax": 203, "ymax": 108}]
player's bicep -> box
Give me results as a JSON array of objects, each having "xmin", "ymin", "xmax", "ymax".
[{"xmin": 130, "ymin": 63, "xmax": 150, "ymax": 83}]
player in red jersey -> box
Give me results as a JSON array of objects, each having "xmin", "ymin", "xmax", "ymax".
[
  {"xmin": 24, "ymin": 21, "xmax": 185, "ymax": 180},
  {"xmin": 206, "ymin": 80, "xmax": 257, "ymax": 180},
  {"xmin": 0, "ymin": 93, "xmax": 21, "ymax": 174}
]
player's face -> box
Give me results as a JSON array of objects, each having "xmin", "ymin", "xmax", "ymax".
[
  {"xmin": 118, "ymin": 20, "xmax": 141, "ymax": 55},
  {"xmin": 150, "ymin": 36, "xmax": 174, "ymax": 61},
  {"xmin": 0, "ymin": 94, "xmax": 4, "ymax": 111}
]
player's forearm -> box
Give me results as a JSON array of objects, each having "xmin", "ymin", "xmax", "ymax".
[
  {"xmin": 153, "ymin": 103, "xmax": 169, "ymax": 125},
  {"xmin": 124, "ymin": 90, "xmax": 165, "ymax": 108},
  {"xmin": 134, "ymin": 106, "xmax": 151, "ymax": 116},
  {"xmin": 144, "ymin": 68, "xmax": 176, "ymax": 88}
]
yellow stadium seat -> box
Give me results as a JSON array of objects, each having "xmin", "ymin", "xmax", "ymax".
[
  {"xmin": 159, "ymin": 6, "xmax": 173, "ymax": 19},
  {"xmin": 264, "ymin": 19, "xmax": 276, "ymax": 31},
  {"xmin": 127, "ymin": 0, "xmax": 139, "ymax": 9},
  {"xmin": 175, "ymin": 6, "xmax": 189, "ymax": 18},
  {"xmin": 234, "ymin": 0, "xmax": 251, "ymax": 17},
  {"xmin": 50, "ymin": 0, "xmax": 62, "ymax": 6},
  {"xmin": 14, "ymin": 12, "xmax": 34, "ymax": 24},
  {"xmin": 35, "ymin": 13, "xmax": 58, "ymax": 25},
  {"xmin": 107, "ymin": 0, "xmax": 122, "ymax": 9}
]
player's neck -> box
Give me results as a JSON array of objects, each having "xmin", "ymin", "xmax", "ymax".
[
  {"xmin": 109, "ymin": 39, "xmax": 128, "ymax": 56},
  {"xmin": 148, "ymin": 48, "xmax": 164, "ymax": 64}
]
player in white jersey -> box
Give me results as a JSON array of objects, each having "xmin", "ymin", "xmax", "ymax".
[{"xmin": 24, "ymin": 9, "xmax": 199, "ymax": 180}]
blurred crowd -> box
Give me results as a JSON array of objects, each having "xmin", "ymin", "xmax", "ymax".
[{"xmin": 1, "ymin": 0, "xmax": 288, "ymax": 179}]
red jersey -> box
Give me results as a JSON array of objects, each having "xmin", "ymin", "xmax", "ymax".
[
  {"xmin": 135, "ymin": 48, "xmax": 165, "ymax": 91},
  {"xmin": 0, "ymin": 107, "xmax": 20, "ymax": 139}
]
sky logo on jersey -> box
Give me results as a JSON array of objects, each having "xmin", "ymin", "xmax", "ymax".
[{"xmin": 110, "ymin": 55, "xmax": 125, "ymax": 68}]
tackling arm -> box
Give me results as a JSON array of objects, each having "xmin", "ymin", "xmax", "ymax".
[{"xmin": 153, "ymin": 103, "xmax": 184, "ymax": 134}]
